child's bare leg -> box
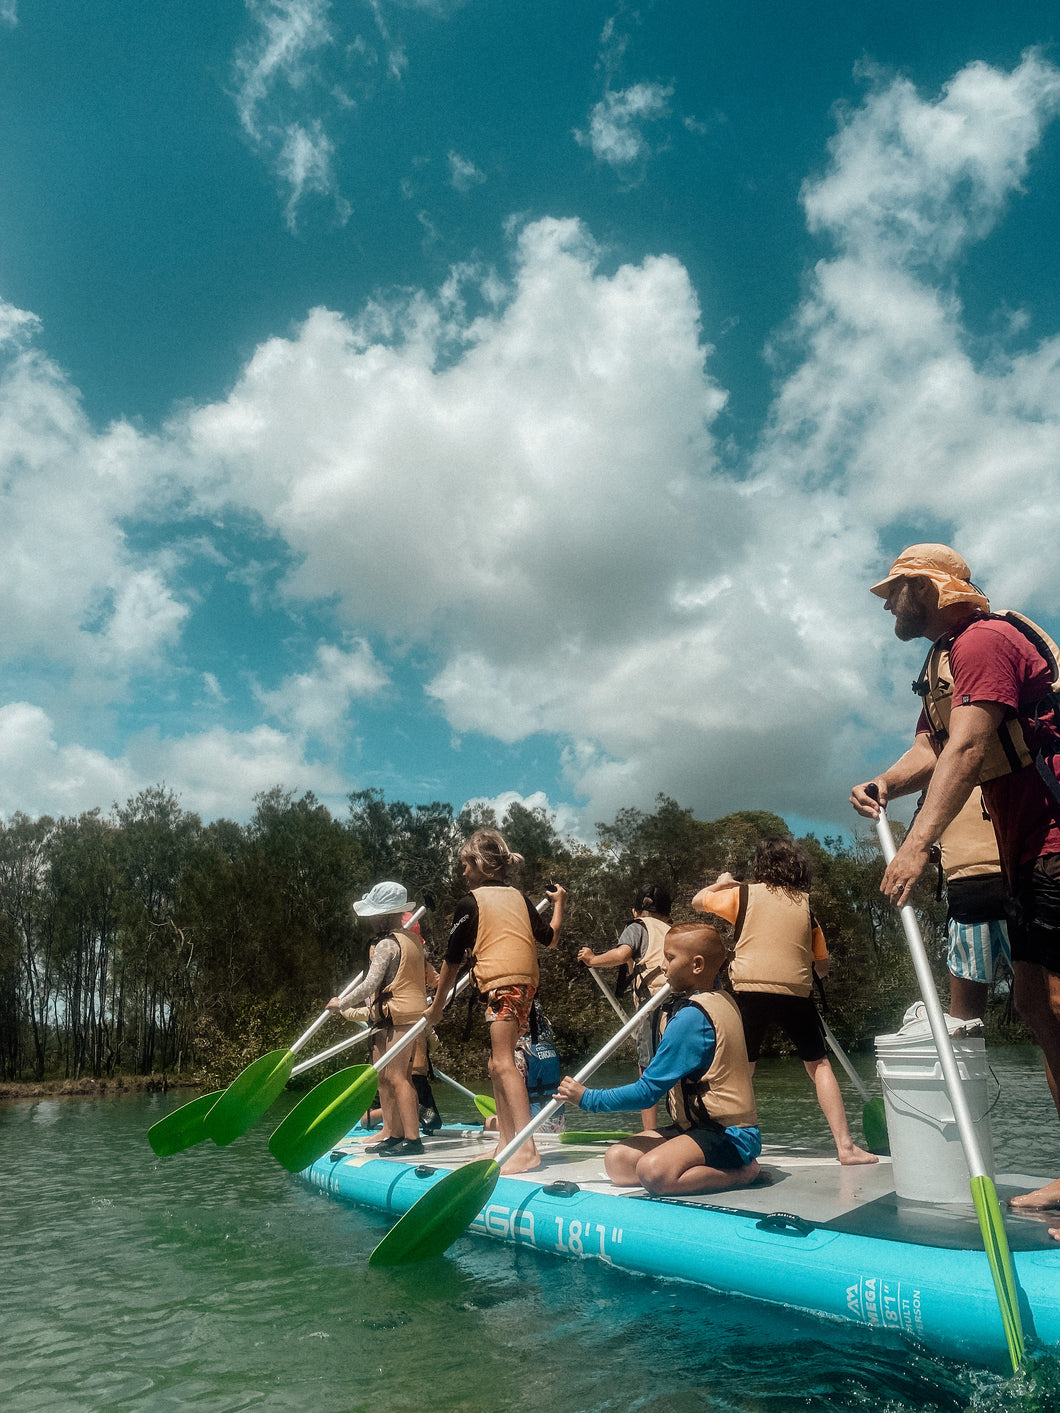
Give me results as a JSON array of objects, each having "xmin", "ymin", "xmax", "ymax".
[
  {"xmin": 635, "ymin": 1133, "xmax": 762, "ymax": 1196},
  {"xmin": 379, "ymin": 1028, "xmax": 420, "ymax": 1140},
  {"xmin": 604, "ymin": 1131, "xmax": 667, "ymax": 1186},
  {"xmin": 370, "ymin": 1037, "xmax": 395, "ymax": 1140},
  {"xmin": 489, "ymin": 1016, "xmax": 539, "ymax": 1174},
  {"xmin": 805, "ymin": 1057, "xmax": 878, "ymax": 1164}
]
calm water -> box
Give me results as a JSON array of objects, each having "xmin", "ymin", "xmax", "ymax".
[{"xmin": 3, "ymin": 1049, "xmax": 1060, "ymax": 1413}]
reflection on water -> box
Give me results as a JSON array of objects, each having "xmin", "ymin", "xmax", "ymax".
[{"xmin": 0, "ymin": 1048, "xmax": 1058, "ymax": 1412}]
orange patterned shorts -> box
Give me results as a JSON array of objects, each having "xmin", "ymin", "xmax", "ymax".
[{"xmin": 484, "ymin": 984, "xmax": 536, "ymax": 1033}]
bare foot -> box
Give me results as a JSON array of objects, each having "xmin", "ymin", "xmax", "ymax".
[
  {"xmin": 838, "ymin": 1145, "xmax": 880, "ymax": 1166},
  {"xmin": 1050, "ymin": 1228, "xmax": 1060, "ymax": 1241},
  {"xmin": 499, "ymin": 1141, "xmax": 541, "ymax": 1176},
  {"xmin": 728, "ymin": 1159, "xmax": 771, "ymax": 1189},
  {"xmin": 1008, "ymin": 1177, "xmax": 1060, "ymax": 1210}
]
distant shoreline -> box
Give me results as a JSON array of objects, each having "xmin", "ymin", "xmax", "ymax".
[{"xmin": 0, "ymin": 1075, "xmax": 201, "ymax": 1103}]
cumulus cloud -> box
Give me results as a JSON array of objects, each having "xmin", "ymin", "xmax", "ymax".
[
  {"xmin": 171, "ymin": 51, "xmax": 1060, "ymax": 828},
  {"xmin": 0, "ymin": 703, "xmax": 350, "ymax": 822},
  {"xmin": 257, "ymin": 638, "xmax": 389, "ymax": 745},
  {"xmin": 3, "ymin": 51, "xmax": 1060, "ymax": 836},
  {"xmin": 804, "ymin": 54, "xmax": 1060, "ymax": 266},
  {"xmin": 459, "ymin": 788, "xmax": 584, "ymax": 843},
  {"xmin": 182, "ymin": 216, "xmax": 726, "ymax": 655},
  {"xmin": 0, "ymin": 308, "xmax": 187, "ymax": 685},
  {"xmin": 576, "ymin": 82, "xmax": 673, "ymax": 168}
]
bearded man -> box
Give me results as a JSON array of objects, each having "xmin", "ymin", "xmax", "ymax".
[{"xmin": 850, "ymin": 543, "xmax": 1060, "ymax": 1217}]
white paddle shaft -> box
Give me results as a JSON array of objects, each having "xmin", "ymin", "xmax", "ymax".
[
  {"xmin": 820, "ymin": 1014, "xmax": 872, "ymax": 1103},
  {"xmin": 291, "ymin": 1024, "xmax": 375, "ymax": 1076},
  {"xmin": 874, "ymin": 808, "xmax": 990, "ymax": 1179},
  {"xmin": 493, "ymin": 981, "xmax": 673, "ymax": 1169},
  {"xmin": 586, "ymin": 964, "xmax": 633, "ymax": 1025}
]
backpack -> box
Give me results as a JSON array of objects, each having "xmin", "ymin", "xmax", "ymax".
[{"xmin": 914, "ymin": 611, "xmax": 1060, "ymax": 816}]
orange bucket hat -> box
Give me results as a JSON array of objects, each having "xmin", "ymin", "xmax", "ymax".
[{"xmin": 869, "ymin": 543, "xmax": 990, "ymax": 612}]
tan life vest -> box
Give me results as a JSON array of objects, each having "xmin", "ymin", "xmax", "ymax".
[
  {"xmin": 939, "ymin": 788, "xmax": 1001, "ymax": 882},
  {"xmin": 372, "ymin": 928, "xmax": 428, "ymax": 1026},
  {"xmin": 664, "ymin": 989, "xmax": 758, "ymax": 1131},
  {"xmin": 630, "ymin": 915, "xmax": 670, "ymax": 1004},
  {"xmin": 916, "ymin": 612, "xmax": 1060, "ymax": 784},
  {"xmin": 470, "ymin": 885, "xmax": 539, "ymax": 994},
  {"xmin": 728, "ymin": 884, "xmax": 816, "ymax": 998}
]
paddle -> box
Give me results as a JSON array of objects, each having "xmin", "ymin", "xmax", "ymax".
[
  {"xmin": 268, "ymin": 972, "xmax": 474, "ymax": 1171},
  {"xmin": 369, "ymin": 981, "xmax": 672, "ymax": 1267},
  {"xmin": 202, "ymin": 903, "xmax": 427, "ymax": 1149},
  {"xmin": 290, "ymin": 1023, "xmax": 375, "ymax": 1076},
  {"xmin": 432, "ymin": 1067, "xmax": 497, "ymax": 1120},
  {"xmin": 268, "ymin": 894, "xmax": 556, "ymax": 1170},
  {"xmin": 585, "ymin": 963, "xmax": 632, "ymax": 1025},
  {"xmin": 868, "ymin": 786, "xmax": 1025, "ymax": 1372},
  {"xmin": 148, "ymin": 1088, "xmax": 226, "ymax": 1157},
  {"xmin": 813, "ymin": 977, "xmax": 889, "ymax": 1155}
]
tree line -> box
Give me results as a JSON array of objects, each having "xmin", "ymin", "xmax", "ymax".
[{"xmin": 0, "ymin": 784, "xmax": 1023, "ymax": 1086}]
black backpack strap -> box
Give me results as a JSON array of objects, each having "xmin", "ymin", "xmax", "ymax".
[{"xmin": 733, "ymin": 883, "xmax": 749, "ymax": 943}]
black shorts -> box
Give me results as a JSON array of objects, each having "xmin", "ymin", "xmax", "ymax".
[
  {"xmin": 1010, "ymin": 853, "xmax": 1060, "ymax": 974},
  {"xmin": 656, "ymin": 1122, "xmax": 746, "ymax": 1171},
  {"xmin": 734, "ymin": 990, "xmax": 826, "ymax": 1063}
]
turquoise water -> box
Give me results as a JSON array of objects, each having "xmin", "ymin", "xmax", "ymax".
[{"xmin": 2, "ymin": 1050, "xmax": 1060, "ymax": 1412}]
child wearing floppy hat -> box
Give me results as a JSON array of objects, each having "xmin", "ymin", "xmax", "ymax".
[{"xmin": 326, "ymin": 881, "xmax": 428, "ymax": 1158}]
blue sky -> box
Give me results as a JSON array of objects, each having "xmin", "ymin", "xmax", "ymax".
[{"xmin": 0, "ymin": 1, "xmax": 1059, "ymax": 840}]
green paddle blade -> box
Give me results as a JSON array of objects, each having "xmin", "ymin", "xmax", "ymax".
[
  {"xmin": 147, "ymin": 1090, "xmax": 224, "ymax": 1156},
  {"xmin": 558, "ymin": 1130, "xmax": 631, "ymax": 1145},
  {"xmin": 970, "ymin": 1173, "xmax": 1026, "ymax": 1373},
  {"xmin": 370, "ymin": 1157, "xmax": 500, "ymax": 1267},
  {"xmin": 862, "ymin": 1096, "xmax": 889, "ymax": 1156},
  {"xmin": 204, "ymin": 1048, "xmax": 295, "ymax": 1146},
  {"xmin": 473, "ymin": 1094, "xmax": 496, "ymax": 1119},
  {"xmin": 268, "ymin": 1064, "xmax": 375, "ymax": 1172}
]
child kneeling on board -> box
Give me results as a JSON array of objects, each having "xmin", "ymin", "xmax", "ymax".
[{"xmin": 555, "ymin": 924, "xmax": 764, "ymax": 1196}]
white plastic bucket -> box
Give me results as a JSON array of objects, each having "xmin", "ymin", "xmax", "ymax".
[{"xmin": 875, "ymin": 1008, "xmax": 995, "ymax": 1204}]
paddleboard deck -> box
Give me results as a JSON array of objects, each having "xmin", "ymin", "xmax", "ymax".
[{"xmin": 302, "ymin": 1126, "xmax": 1060, "ymax": 1367}]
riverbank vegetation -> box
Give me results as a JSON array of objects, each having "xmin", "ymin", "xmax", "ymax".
[{"xmin": 0, "ymin": 785, "xmax": 1026, "ymax": 1088}]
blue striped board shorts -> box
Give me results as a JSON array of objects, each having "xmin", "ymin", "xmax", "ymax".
[{"xmin": 947, "ymin": 917, "xmax": 1012, "ymax": 984}]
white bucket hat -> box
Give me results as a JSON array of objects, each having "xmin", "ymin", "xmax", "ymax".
[{"xmin": 352, "ymin": 881, "xmax": 415, "ymax": 917}]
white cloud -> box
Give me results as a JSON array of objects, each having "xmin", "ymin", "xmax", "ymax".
[
  {"xmin": 3, "ymin": 52, "xmax": 1060, "ymax": 838},
  {"xmin": 257, "ymin": 638, "xmax": 389, "ymax": 744},
  {"xmin": 0, "ymin": 310, "xmax": 187, "ymax": 686},
  {"xmin": 804, "ymin": 53, "xmax": 1060, "ymax": 266},
  {"xmin": 576, "ymin": 82, "xmax": 673, "ymax": 168},
  {"xmin": 448, "ymin": 150, "xmax": 485, "ymax": 192},
  {"xmin": 0, "ymin": 704, "xmax": 349, "ymax": 823},
  {"xmin": 176, "ymin": 41, "xmax": 1060, "ymax": 831},
  {"xmin": 277, "ymin": 120, "xmax": 350, "ymax": 231},
  {"xmin": 232, "ymin": 0, "xmax": 351, "ymax": 229},
  {"xmin": 130, "ymin": 724, "xmax": 348, "ymax": 820},
  {"xmin": 459, "ymin": 788, "xmax": 584, "ymax": 844},
  {"xmin": 0, "ymin": 703, "xmax": 134, "ymax": 818}
]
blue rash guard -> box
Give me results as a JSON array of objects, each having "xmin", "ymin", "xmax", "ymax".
[{"xmin": 578, "ymin": 1003, "xmax": 762, "ymax": 1164}]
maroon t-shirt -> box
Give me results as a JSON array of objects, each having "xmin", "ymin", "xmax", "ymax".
[{"xmin": 916, "ymin": 616, "xmax": 1060, "ymax": 882}]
